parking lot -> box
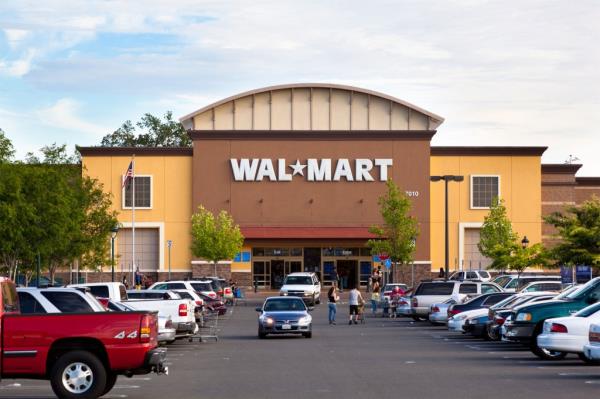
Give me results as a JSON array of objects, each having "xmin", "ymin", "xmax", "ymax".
[{"xmin": 1, "ymin": 294, "xmax": 599, "ymax": 399}]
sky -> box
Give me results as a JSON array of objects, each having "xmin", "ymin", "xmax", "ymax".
[{"xmin": 0, "ymin": 0, "xmax": 599, "ymax": 175}]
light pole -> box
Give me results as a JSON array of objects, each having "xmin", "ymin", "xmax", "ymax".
[
  {"xmin": 521, "ymin": 236, "xmax": 529, "ymax": 249},
  {"xmin": 167, "ymin": 240, "xmax": 173, "ymax": 280},
  {"xmin": 111, "ymin": 225, "xmax": 120, "ymax": 282},
  {"xmin": 430, "ymin": 175, "xmax": 464, "ymax": 281}
]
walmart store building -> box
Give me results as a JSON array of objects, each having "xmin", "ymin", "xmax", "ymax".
[{"xmin": 78, "ymin": 84, "xmax": 600, "ymax": 288}]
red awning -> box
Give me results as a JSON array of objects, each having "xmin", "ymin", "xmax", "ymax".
[{"xmin": 240, "ymin": 226, "xmax": 377, "ymax": 239}]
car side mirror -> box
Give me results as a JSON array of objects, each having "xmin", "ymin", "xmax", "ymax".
[{"xmin": 255, "ymin": 307, "xmax": 263, "ymax": 312}]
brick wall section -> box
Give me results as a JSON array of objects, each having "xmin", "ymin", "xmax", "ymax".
[
  {"xmin": 231, "ymin": 272, "xmax": 252, "ymax": 288},
  {"xmin": 191, "ymin": 263, "xmax": 231, "ymax": 280},
  {"xmin": 391, "ymin": 264, "xmax": 432, "ymax": 287}
]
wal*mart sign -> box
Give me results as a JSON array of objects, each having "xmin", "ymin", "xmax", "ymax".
[{"xmin": 230, "ymin": 158, "xmax": 393, "ymax": 182}]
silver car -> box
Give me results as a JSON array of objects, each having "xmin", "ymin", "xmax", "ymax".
[{"xmin": 429, "ymin": 298, "xmax": 457, "ymax": 324}]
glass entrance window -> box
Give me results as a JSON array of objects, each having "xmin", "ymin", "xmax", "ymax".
[
  {"xmin": 323, "ymin": 261, "xmax": 335, "ymax": 286},
  {"xmin": 304, "ymin": 248, "xmax": 321, "ymax": 281},
  {"xmin": 253, "ymin": 261, "xmax": 270, "ymax": 288},
  {"xmin": 360, "ymin": 261, "xmax": 372, "ymax": 287}
]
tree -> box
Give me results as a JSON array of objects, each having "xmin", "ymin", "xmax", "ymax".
[
  {"xmin": 24, "ymin": 143, "xmax": 79, "ymax": 165},
  {"xmin": 191, "ymin": 206, "xmax": 244, "ymax": 276},
  {"xmin": 101, "ymin": 111, "xmax": 191, "ymax": 147},
  {"xmin": 545, "ymin": 196, "xmax": 600, "ymax": 268},
  {"xmin": 478, "ymin": 198, "xmax": 518, "ymax": 271},
  {"xmin": 0, "ymin": 128, "xmax": 15, "ymax": 163},
  {"xmin": 367, "ymin": 179, "xmax": 419, "ymax": 281},
  {"xmin": 479, "ymin": 198, "xmax": 548, "ymax": 276}
]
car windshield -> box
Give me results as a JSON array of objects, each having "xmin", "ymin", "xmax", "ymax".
[
  {"xmin": 575, "ymin": 302, "xmax": 600, "ymax": 317},
  {"xmin": 490, "ymin": 295, "xmax": 515, "ymax": 309},
  {"xmin": 493, "ymin": 276, "xmax": 512, "ymax": 288},
  {"xmin": 284, "ymin": 276, "xmax": 312, "ymax": 285},
  {"xmin": 191, "ymin": 282, "xmax": 212, "ymax": 292},
  {"xmin": 562, "ymin": 279, "xmax": 600, "ymax": 299},
  {"xmin": 480, "ymin": 271, "xmax": 490, "ymax": 278},
  {"xmin": 264, "ymin": 298, "xmax": 306, "ymax": 312}
]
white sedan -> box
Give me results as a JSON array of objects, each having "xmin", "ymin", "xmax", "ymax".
[
  {"xmin": 583, "ymin": 323, "xmax": 600, "ymax": 361},
  {"xmin": 447, "ymin": 308, "xmax": 488, "ymax": 333},
  {"xmin": 537, "ymin": 302, "xmax": 600, "ymax": 363}
]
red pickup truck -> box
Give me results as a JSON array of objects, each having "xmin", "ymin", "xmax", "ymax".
[{"xmin": 0, "ymin": 278, "xmax": 168, "ymax": 399}]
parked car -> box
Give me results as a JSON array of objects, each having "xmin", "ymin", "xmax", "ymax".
[
  {"xmin": 494, "ymin": 275, "xmax": 562, "ymax": 293},
  {"xmin": 279, "ymin": 272, "xmax": 322, "ymax": 306},
  {"xmin": 449, "ymin": 270, "xmax": 492, "ymax": 282},
  {"xmin": 17, "ymin": 287, "xmax": 107, "ymax": 314},
  {"xmin": 256, "ymin": 296, "xmax": 313, "ymax": 339},
  {"xmin": 200, "ymin": 276, "xmax": 234, "ymax": 299},
  {"xmin": 382, "ymin": 283, "xmax": 409, "ymax": 303},
  {"xmin": 197, "ymin": 292, "xmax": 228, "ymax": 316},
  {"xmin": 583, "ymin": 323, "xmax": 600, "ymax": 362},
  {"xmin": 396, "ymin": 288, "xmax": 414, "ymax": 317},
  {"xmin": 429, "ymin": 298, "xmax": 457, "ymax": 324},
  {"xmin": 68, "ymin": 282, "xmax": 128, "ymax": 301},
  {"xmin": 106, "ymin": 300, "xmax": 176, "ymax": 344},
  {"xmin": 410, "ymin": 280, "xmax": 502, "ymax": 321},
  {"xmin": 148, "ymin": 280, "xmax": 217, "ymax": 299},
  {"xmin": 125, "ymin": 289, "xmax": 197, "ymax": 338},
  {"xmin": 503, "ymin": 277, "xmax": 600, "ymax": 359},
  {"xmin": 127, "ymin": 290, "xmax": 182, "ymax": 300},
  {"xmin": 486, "ymin": 292, "xmax": 558, "ymax": 341},
  {"xmin": 171, "ymin": 289, "xmax": 205, "ymax": 322},
  {"xmin": 447, "ymin": 292, "xmax": 514, "ymax": 318},
  {"xmin": 0, "ymin": 277, "xmax": 167, "ymax": 399},
  {"xmin": 519, "ymin": 281, "xmax": 563, "ymax": 293},
  {"xmin": 448, "ymin": 308, "xmax": 490, "ymax": 333},
  {"xmin": 536, "ymin": 302, "xmax": 600, "ymax": 363}
]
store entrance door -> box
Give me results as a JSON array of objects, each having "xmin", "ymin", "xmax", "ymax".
[
  {"xmin": 336, "ymin": 260, "xmax": 358, "ymax": 291},
  {"xmin": 271, "ymin": 260, "xmax": 285, "ymax": 289}
]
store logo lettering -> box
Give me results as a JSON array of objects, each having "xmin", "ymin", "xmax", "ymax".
[{"xmin": 230, "ymin": 158, "xmax": 393, "ymax": 182}]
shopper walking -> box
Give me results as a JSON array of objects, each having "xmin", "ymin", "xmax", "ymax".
[
  {"xmin": 370, "ymin": 280, "xmax": 380, "ymax": 315},
  {"xmin": 327, "ymin": 284, "xmax": 339, "ymax": 325},
  {"xmin": 348, "ymin": 285, "xmax": 364, "ymax": 325}
]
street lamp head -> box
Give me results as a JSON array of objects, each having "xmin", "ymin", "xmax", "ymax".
[
  {"xmin": 111, "ymin": 224, "xmax": 120, "ymax": 239},
  {"xmin": 521, "ymin": 236, "xmax": 529, "ymax": 248},
  {"xmin": 430, "ymin": 176, "xmax": 442, "ymax": 182},
  {"xmin": 452, "ymin": 175, "xmax": 464, "ymax": 182}
]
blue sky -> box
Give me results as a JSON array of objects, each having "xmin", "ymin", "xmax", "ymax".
[{"xmin": 1, "ymin": 0, "xmax": 599, "ymax": 175}]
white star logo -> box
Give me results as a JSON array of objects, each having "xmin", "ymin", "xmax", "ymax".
[{"xmin": 289, "ymin": 160, "xmax": 307, "ymax": 177}]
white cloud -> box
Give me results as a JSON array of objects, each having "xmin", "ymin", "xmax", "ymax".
[
  {"xmin": 36, "ymin": 98, "xmax": 108, "ymax": 137},
  {"xmin": 4, "ymin": 28, "xmax": 30, "ymax": 49}
]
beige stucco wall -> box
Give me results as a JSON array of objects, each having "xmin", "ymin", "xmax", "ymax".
[{"xmin": 82, "ymin": 155, "xmax": 193, "ymax": 272}]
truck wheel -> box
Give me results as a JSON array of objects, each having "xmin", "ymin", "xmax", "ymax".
[
  {"xmin": 530, "ymin": 328, "xmax": 568, "ymax": 360},
  {"xmin": 101, "ymin": 373, "xmax": 118, "ymax": 396},
  {"xmin": 50, "ymin": 350, "xmax": 107, "ymax": 399},
  {"xmin": 578, "ymin": 353, "xmax": 600, "ymax": 365}
]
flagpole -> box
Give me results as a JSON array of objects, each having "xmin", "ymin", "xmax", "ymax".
[{"xmin": 131, "ymin": 155, "xmax": 136, "ymax": 287}]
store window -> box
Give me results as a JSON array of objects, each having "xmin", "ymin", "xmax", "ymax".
[
  {"xmin": 322, "ymin": 247, "xmax": 360, "ymax": 257},
  {"xmin": 123, "ymin": 176, "xmax": 152, "ymax": 209},
  {"xmin": 470, "ymin": 175, "xmax": 499, "ymax": 209}
]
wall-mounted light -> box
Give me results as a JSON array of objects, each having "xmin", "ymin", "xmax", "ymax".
[
  {"xmin": 309, "ymin": 198, "xmax": 314, "ymax": 204},
  {"xmin": 359, "ymin": 198, "xmax": 364, "ymax": 203},
  {"xmin": 259, "ymin": 198, "xmax": 263, "ymax": 203}
]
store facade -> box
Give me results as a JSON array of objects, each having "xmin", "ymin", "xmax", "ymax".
[{"xmin": 78, "ymin": 83, "xmax": 600, "ymax": 287}]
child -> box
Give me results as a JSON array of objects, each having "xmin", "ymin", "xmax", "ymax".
[{"xmin": 390, "ymin": 286, "xmax": 403, "ymax": 318}]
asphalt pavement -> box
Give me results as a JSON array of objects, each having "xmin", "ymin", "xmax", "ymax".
[{"xmin": 1, "ymin": 295, "xmax": 600, "ymax": 398}]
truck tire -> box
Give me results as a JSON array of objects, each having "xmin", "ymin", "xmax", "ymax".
[
  {"xmin": 101, "ymin": 373, "xmax": 118, "ymax": 397},
  {"xmin": 50, "ymin": 350, "xmax": 107, "ymax": 399},
  {"xmin": 530, "ymin": 326, "xmax": 568, "ymax": 360}
]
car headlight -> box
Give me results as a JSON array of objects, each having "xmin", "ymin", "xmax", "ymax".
[
  {"xmin": 263, "ymin": 317, "xmax": 275, "ymax": 326},
  {"xmin": 516, "ymin": 312, "xmax": 532, "ymax": 322},
  {"xmin": 298, "ymin": 316, "xmax": 311, "ymax": 325}
]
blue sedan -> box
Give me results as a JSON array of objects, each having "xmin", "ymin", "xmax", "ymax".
[{"xmin": 256, "ymin": 296, "xmax": 313, "ymax": 339}]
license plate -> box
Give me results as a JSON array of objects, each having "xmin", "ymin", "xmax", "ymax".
[{"xmin": 281, "ymin": 324, "xmax": 291, "ymax": 330}]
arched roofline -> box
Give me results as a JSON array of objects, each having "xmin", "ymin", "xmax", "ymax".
[{"xmin": 178, "ymin": 83, "xmax": 444, "ymax": 127}]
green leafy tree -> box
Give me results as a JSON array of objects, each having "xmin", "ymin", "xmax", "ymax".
[
  {"xmin": 0, "ymin": 128, "xmax": 15, "ymax": 163},
  {"xmin": 24, "ymin": 143, "xmax": 79, "ymax": 165},
  {"xmin": 478, "ymin": 198, "xmax": 518, "ymax": 271},
  {"xmin": 367, "ymin": 179, "xmax": 419, "ymax": 280},
  {"xmin": 191, "ymin": 205, "xmax": 244, "ymax": 275},
  {"xmin": 545, "ymin": 197, "xmax": 600, "ymax": 268},
  {"xmin": 101, "ymin": 111, "xmax": 191, "ymax": 147},
  {"xmin": 479, "ymin": 198, "xmax": 548, "ymax": 276}
]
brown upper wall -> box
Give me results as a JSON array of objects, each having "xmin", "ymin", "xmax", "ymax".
[
  {"xmin": 431, "ymin": 146, "xmax": 547, "ymax": 156},
  {"xmin": 77, "ymin": 146, "xmax": 193, "ymax": 156}
]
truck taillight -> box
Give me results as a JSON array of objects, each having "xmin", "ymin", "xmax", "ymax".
[
  {"xmin": 550, "ymin": 323, "xmax": 568, "ymax": 333},
  {"xmin": 140, "ymin": 314, "xmax": 154, "ymax": 343},
  {"xmin": 179, "ymin": 303, "xmax": 188, "ymax": 317},
  {"xmin": 195, "ymin": 300, "xmax": 203, "ymax": 306},
  {"xmin": 411, "ymin": 298, "xmax": 418, "ymax": 307},
  {"xmin": 590, "ymin": 331, "xmax": 600, "ymax": 343}
]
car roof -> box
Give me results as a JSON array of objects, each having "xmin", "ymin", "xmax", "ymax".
[
  {"xmin": 129, "ymin": 289, "xmax": 172, "ymax": 293},
  {"xmin": 286, "ymin": 272, "xmax": 314, "ymax": 276},
  {"xmin": 70, "ymin": 282, "xmax": 122, "ymax": 287},
  {"xmin": 18, "ymin": 287, "xmax": 83, "ymax": 293},
  {"xmin": 265, "ymin": 296, "xmax": 305, "ymax": 300}
]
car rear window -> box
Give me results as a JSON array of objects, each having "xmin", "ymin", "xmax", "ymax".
[
  {"xmin": 178, "ymin": 292, "xmax": 192, "ymax": 299},
  {"xmin": 41, "ymin": 291, "xmax": 93, "ymax": 313},
  {"xmin": 415, "ymin": 283, "xmax": 454, "ymax": 295},
  {"xmin": 191, "ymin": 283, "xmax": 212, "ymax": 292},
  {"xmin": 284, "ymin": 276, "xmax": 313, "ymax": 285},
  {"xmin": 88, "ymin": 286, "xmax": 109, "ymax": 298},
  {"xmin": 166, "ymin": 283, "xmax": 186, "ymax": 290},
  {"xmin": 459, "ymin": 284, "xmax": 477, "ymax": 294},
  {"xmin": 480, "ymin": 271, "xmax": 491, "ymax": 278},
  {"xmin": 18, "ymin": 292, "xmax": 46, "ymax": 314}
]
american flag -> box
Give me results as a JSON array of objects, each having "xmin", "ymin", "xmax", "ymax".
[{"xmin": 122, "ymin": 161, "xmax": 134, "ymax": 188}]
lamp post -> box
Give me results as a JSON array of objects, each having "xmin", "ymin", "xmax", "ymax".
[
  {"xmin": 430, "ymin": 175, "xmax": 464, "ymax": 281},
  {"xmin": 167, "ymin": 240, "xmax": 173, "ymax": 280},
  {"xmin": 111, "ymin": 225, "xmax": 120, "ymax": 282},
  {"xmin": 521, "ymin": 236, "xmax": 529, "ymax": 249}
]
